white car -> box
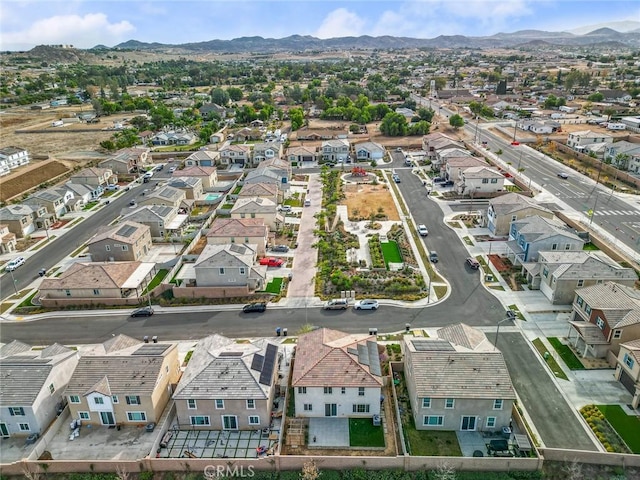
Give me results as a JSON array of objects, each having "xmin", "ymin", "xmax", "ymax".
[
  {"xmin": 353, "ymin": 299, "xmax": 379, "ymax": 311},
  {"xmin": 418, "ymin": 224, "xmax": 429, "ymax": 236},
  {"xmin": 5, "ymin": 256, "xmax": 25, "ymax": 272},
  {"xmin": 169, "ymin": 166, "xmax": 177, "ymax": 173}
]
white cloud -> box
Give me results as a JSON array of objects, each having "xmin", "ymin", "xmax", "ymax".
[
  {"xmin": 1, "ymin": 13, "xmax": 135, "ymax": 50},
  {"xmin": 315, "ymin": 8, "xmax": 366, "ymax": 38}
]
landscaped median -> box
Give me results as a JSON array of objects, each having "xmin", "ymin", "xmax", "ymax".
[{"xmin": 532, "ymin": 338, "xmax": 568, "ymax": 380}]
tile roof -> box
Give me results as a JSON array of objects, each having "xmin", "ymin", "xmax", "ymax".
[
  {"xmin": 230, "ymin": 196, "xmax": 277, "ymax": 213},
  {"xmin": 0, "ymin": 340, "xmax": 32, "ymax": 357},
  {"xmin": 178, "ymin": 165, "xmax": 217, "ymax": 177},
  {"xmin": 291, "ymin": 328, "xmax": 382, "ymax": 388},
  {"xmin": 238, "ymin": 183, "xmax": 278, "ymax": 197},
  {"xmin": 461, "ymin": 166, "xmax": 503, "ymax": 178},
  {"xmin": 489, "ymin": 193, "xmax": 551, "ymax": 216},
  {"xmin": 436, "ymin": 323, "xmax": 492, "ymax": 351},
  {"xmin": 207, "ymin": 218, "xmax": 267, "ymax": 238},
  {"xmin": 511, "ymin": 215, "xmax": 583, "ymax": 243},
  {"xmin": 88, "ymin": 221, "xmax": 149, "ymax": 245},
  {"xmin": 575, "ymin": 282, "xmax": 640, "ymax": 328},
  {"xmin": 39, "ymin": 261, "xmax": 143, "ymax": 290},
  {"xmin": 195, "ymin": 243, "xmax": 257, "ymax": 268}
]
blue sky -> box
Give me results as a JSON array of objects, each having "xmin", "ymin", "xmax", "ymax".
[{"xmin": 1, "ymin": 1, "xmax": 638, "ymax": 51}]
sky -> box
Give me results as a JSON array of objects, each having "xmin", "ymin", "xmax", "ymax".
[{"xmin": 0, "ymin": 0, "xmax": 638, "ymax": 51}]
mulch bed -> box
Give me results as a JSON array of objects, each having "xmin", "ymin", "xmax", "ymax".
[{"xmin": 488, "ymin": 254, "xmax": 510, "ymax": 272}]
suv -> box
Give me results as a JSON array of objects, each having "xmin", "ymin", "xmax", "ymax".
[
  {"xmin": 271, "ymin": 245, "xmax": 290, "ymax": 253},
  {"xmin": 392, "ymin": 174, "xmax": 401, "ymax": 183},
  {"xmin": 278, "ymin": 205, "xmax": 292, "ymax": 213},
  {"xmin": 466, "ymin": 257, "xmax": 481, "ymax": 270},
  {"xmin": 418, "ymin": 224, "xmax": 429, "ymax": 236},
  {"xmin": 323, "ymin": 298, "xmax": 349, "ymax": 310},
  {"xmin": 5, "ymin": 256, "xmax": 25, "ymax": 272},
  {"xmin": 429, "ymin": 251, "xmax": 439, "ymax": 263},
  {"xmin": 243, "ymin": 302, "xmax": 267, "ymax": 313},
  {"xmin": 131, "ymin": 306, "xmax": 154, "ymax": 317}
]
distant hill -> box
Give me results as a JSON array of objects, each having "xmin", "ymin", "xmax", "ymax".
[
  {"xmin": 20, "ymin": 45, "xmax": 95, "ymax": 63},
  {"xmin": 568, "ymin": 21, "xmax": 640, "ymax": 35}
]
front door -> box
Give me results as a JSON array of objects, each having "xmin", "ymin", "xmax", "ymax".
[
  {"xmin": 0, "ymin": 423, "xmax": 9, "ymax": 437},
  {"xmin": 222, "ymin": 415, "xmax": 238, "ymax": 430},
  {"xmin": 100, "ymin": 411, "xmax": 115, "ymax": 425},
  {"xmin": 461, "ymin": 416, "xmax": 477, "ymax": 431},
  {"xmin": 324, "ymin": 403, "xmax": 337, "ymax": 417}
]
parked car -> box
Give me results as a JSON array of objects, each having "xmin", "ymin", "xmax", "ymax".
[
  {"xmin": 304, "ymin": 199, "xmax": 311, "ymax": 207},
  {"xmin": 243, "ymin": 302, "xmax": 267, "ymax": 313},
  {"xmin": 395, "ymin": 147, "xmax": 403, "ymax": 152},
  {"xmin": 433, "ymin": 177, "xmax": 445, "ymax": 183},
  {"xmin": 5, "ymin": 256, "xmax": 26, "ymax": 272},
  {"xmin": 429, "ymin": 251, "xmax": 439, "ymax": 263},
  {"xmin": 392, "ymin": 174, "xmax": 401, "ymax": 183},
  {"xmin": 106, "ymin": 184, "xmax": 120, "ymax": 191},
  {"xmin": 443, "ymin": 180, "xmax": 454, "ymax": 187},
  {"xmin": 557, "ymin": 172, "xmax": 569, "ymax": 179},
  {"xmin": 169, "ymin": 166, "xmax": 177, "ymax": 173},
  {"xmin": 271, "ymin": 245, "xmax": 290, "ymax": 253},
  {"xmin": 418, "ymin": 224, "xmax": 429, "ymax": 236},
  {"xmin": 155, "ymin": 165, "xmax": 164, "ymax": 171},
  {"xmin": 131, "ymin": 306, "xmax": 154, "ymax": 317},
  {"xmin": 129, "ymin": 200, "xmax": 137, "ymax": 206},
  {"xmin": 278, "ymin": 205, "xmax": 292, "ymax": 213},
  {"xmin": 259, "ymin": 257, "xmax": 284, "ymax": 267},
  {"xmin": 466, "ymin": 257, "xmax": 481, "ymax": 270},
  {"xmin": 38, "ymin": 268, "xmax": 47, "ymax": 277},
  {"xmin": 323, "ymin": 298, "xmax": 349, "ymax": 310},
  {"xmin": 353, "ymin": 299, "xmax": 379, "ymax": 310}
]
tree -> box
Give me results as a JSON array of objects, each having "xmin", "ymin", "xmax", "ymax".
[
  {"xmin": 227, "ymin": 87, "xmax": 243, "ymax": 102},
  {"xmin": 587, "ymin": 92, "xmax": 604, "ymax": 102},
  {"xmin": 289, "ymin": 107, "xmax": 304, "ymax": 131},
  {"xmin": 379, "ymin": 112, "xmax": 408, "ymax": 136},
  {"xmin": 210, "ymin": 87, "xmax": 230, "ymax": 106},
  {"xmin": 300, "ymin": 460, "xmax": 320, "ymax": 480},
  {"xmin": 449, "ymin": 114, "xmax": 465, "ymax": 129}
]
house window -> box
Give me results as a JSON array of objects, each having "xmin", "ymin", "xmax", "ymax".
[
  {"xmin": 187, "ymin": 399, "xmax": 197, "ymax": 409},
  {"xmin": 65, "ymin": 289, "xmax": 71, "ymax": 297},
  {"xmin": 445, "ymin": 398, "xmax": 455, "ymax": 409},
  {"xmin": 112, "ymin": 396, "xmax": 119, "ymax": 404},
  {"xmin": 491, "ymin": 178, "xmax": 498, "ymax": 184},
  {"xmin": 297, "ymin": 387, "xmax": 307, "ymax": 394},
  {"xmin": 577, "ymin": 279, "xmax": 584, "ymax": 287},
  {"xmin": 482, "ymin": 178, "xmax": 489, "ymax": 184},
  {"xmin": 486, "ymin": 417, "xmax": 497, "ymax": 428},
  {"xmin": 8, "ymin": 407, "xmax": 25, "ymax": 416},
  {"xmin": 551, "ymin": 243, "xmax": 558, "ymax": 250},
  {"xmin": 49, "ymin": 383, "xmax": 55, "ymax": 394},
  {"xmin": 493, "ymin": 399, "xmax": 503, "ymax": 410},
  {"xmin": 576, "ymin": 296, "xmax": 584, "ymax": 307},
  {"xmin": 613, "ymin": 330, "xmax": 622, "ymax": 339},
  {"xmin": 250, "ymin": 213, "xmax": 256, "ymax": 218},
  {"xmin": 358, "ymin": 387, "xmax": 365, "ymax": 397},
  {"xmin": 126, "ymin": 396, "xmax": 141, "ymax": 405},
  {"xmin": 511, "ymin": 215, "xmax": 517, "ymax": 222},
  {"xmin": 248, "ymin": 415, "xmax": 260, "ymax": 425},
  {"xmin": 542, "ymin": 267, "xmax": 549, "ymax": 278},
  {"xmin": 190, "ymin": 416, "xmax": 210, "ymax": 426},
  {"xmin": 121, "ymin": 245, "xmax": 128, "ymax": 251},
  {"xmin": 240, "ymin": 267, "xmax": 246, "ymax": 275},
  {"xmin": 585, "ymin": 305, "xmax": 592, "ymax": 315},
  {"xmin": 324, "ymin": 387, "xmax": 333, "ymax": 394},
  {"xmin": 303, "ymin": 404, "xmax": 313, "ymax": 411},
  {"xmin": 19, "ymin": 423, "xmax": 30, "ymax": 432},
  {"xmin": 596, "ymin": 317, "xmax": 605, "ymax": 330},
  {"xmin": 127, "ymin": 412, "xmax": 146, "ymax": 422},
  {"xmin": 93, "ymin": 289, "xmax": 100, "ymax": 295},
  {"xmin": 352, "ymin": 404, "xmax": 370, "ymax": 413},
  {"xmin": 94, "ymin": 397, "xmax": 104, "ymax": 405},
  {"xmin": 105, "ymin": 245, "xmax": 111, "ymax": 251},
  {"xmin": 422, "ymin": 398, "xmax": 431, "ymax": 408},
  {"xmin": 240, "ymin": 213, "xmax": 246, "ymax": 218},
  {"xmin": 215, "ymin": 399, "xmax": 224, "ymax": 409},
  {"xmin": 565, "ymin": 243, "xmax": 572, "ymax": 250},
  {"xmin": 78, "ymin": 412, "xmax": 90, "ymax": 420},
  {"xmin": 244, "ymin": 237, "xmax": 249, "ymax": 243},
  {"xmin": 219, "ymin": 268, "xmax": 225, "ymax": 275},
  {"xmin": 624, "ymin": 353, "xmax": 635, "ymax": 369},
  {"xmin": 423, "ymin": 416, "xmax": 444, "ymax": 426},
  {"xmin": 246, "ymin": 399, "xmax": 255, "ymax": 409},
  {"xmin": 341, "ymin": 387, "xmax": 346, "ymax": 395},
  {"xmin": 69, "ymin": 395, "xmax": 80, "ymax": 404}
]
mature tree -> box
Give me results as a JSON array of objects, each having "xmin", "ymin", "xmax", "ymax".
[
  {"xmin": 227, "ymin": 87, "xmax": 243, "ymax": 102},
  {"xmin": 588, "ymin": 92, "xmax": 604, "ymax": 102},
  {"xmin": 210, "ymin": 87, "xmax": 230, "ymax": 106},
  {"xmin": 449, "ymin": 114, "xmax": 465, "ymax": 129},
  {"xmin": 416, "ymin": 107, "xmax": 435, "ymax": 122},
  {"xmin": 379, "ymin": 112, "xmax": 408, "ymax": 136},
  {"xmin": 289, "ymin": 107, "xmax": 304, "ymax": 131},
  {"xmin": 409, "ymin": 120, "xmax": 430, "ymax": 135}
]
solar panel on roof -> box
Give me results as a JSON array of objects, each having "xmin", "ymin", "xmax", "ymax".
[
  {"xmin": 259, "ymin": 344, "xmax": 278, "ymax": 385},
  {"xmin": 116, "ymin": 224, "xmax": 137, "ymax": 238},
  {"xmin": 132, "ymin": 344, "xmax": 170, "ymax": 355},
  {"xmin": 251, "ymin": 353, "xmax": 264, "ymax": 372},
  {"xmin": 229, "ymin": 244, "xmax": 246, "ymax": 254},
  {"xmin": 367, "ymin": 341, "xmax": 381, "ymax": 376},
  {"xmin": 411, "ymin": 340, "xmax": 455, "ymax": 352},
  {"xmin": 347, "ymin": 347, "xmax": 358, "ymax": 356}
]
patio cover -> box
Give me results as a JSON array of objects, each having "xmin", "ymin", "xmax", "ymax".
[{"xmin": 569, "ymin": 321, "xmax": 608, "ymax": 345}]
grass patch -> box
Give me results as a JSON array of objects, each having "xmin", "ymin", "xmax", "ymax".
[
  {"xmin": 404, "ymin": 421, "xmax": 462, "ymax": 456},
  {"xmin": 221, "ymin": 203, "xmax": 235, "ymax": 210},
  {"xmin": 433, "ymin": 285, "xmax": 448, "ymax": 299},
  {"xmin": 548, "ymin": 337, "xmax": 585, "ymax": 370},
  {"xmin": 70, "ymin": 244, "xmax": 86, "ymax": 257},
  {"xmin": 232, "ymin": 186, "xmax": 242, "ymax": 195},
  {"xmin": 284, "ymin": 198, "xmax": 302, "ymax": 207},
  {"xmin": 183, "ymin": 350, "xmax": 194, "ymax": 365},
  {"xmin": 282, "ymin": 338, "xmax": 297, "ymax": 344},
  {"xmin": 507, "ymin": 304, "xmax": 525, "ymax": 321},
  {"xmin": 141, "ymin": 269, "xmax": 169, "ymax": 295},
  {"xmin": 597, "ymin": 404, "xmax": 640, "ymax": 453},
  {"xmin": 17, "ymin": 291, "xmax": 38, "ymax": 308},
  {"xmin": 31, "ymin": 236, "xmax": 55, "ymax": 250},
  {"xmin": 532, "ymin": 338, "xmax": 568, "ymax": 380},
  {"xmin": 447, "ymin": 221, "xmax": 462, "ymax": 228},
  {"xmin": 264, "ymin": 277, "xmax": 283, "ymax": 294},
  {"xmin": 349, "ymin": 418, "xmax": 385, "ymax": 447},
  {"xmin": 381, "ymin": 240, "xmax": 402, "ymax": 265},
  {"xmin": 82, "ymin": 201, "xmax": 99, "ymax": 211},
  {"xmin": 0, "ymin": 303, "xmax": 13, "ymax": 314},
  {"xmin": 489, "ymin": 285, "xmax": 506, "ymax": 291},
  {"xmin": 583, "ymin": 242, "xmax": 599, "ymax": 251},
  {"xmin": 463, "ymin": 236, "xmax": 474, "ymax": 246}
]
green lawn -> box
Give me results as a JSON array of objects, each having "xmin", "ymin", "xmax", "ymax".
[
  {"xmin": 532, "ymin": 338, "xmax": 568, "ymax": 380},
  {"xmin": 583, "ymin": 243, "xmax": 600, "ymax": 251},
  {"xmin": 348, "ymin": 418, "xmax": 385, "ymax": 447},
  {"xmin": 142, "ymin": 269, "xmax": 169, "ymax": 295},
  {"xmin": 265, "ymin": 277, "xmax": 283, "ymax": 294},
  {"xmin": 404, "ymin": 421, "xmax": 462, "ymax": 456},
  {"xmin": 380, "ymin": 241, "xmax": 402, "ymax": 265},
  {"xmin": 597, "ymin": 405, "xmax": 640, "ymax": 453},
  {"xmin": 548, "ymin": 337, "xmax": 585, "ymax": 370},
  {"xmin": 82, "ymin": 201, "xmax": 99, "ymax": 211}
]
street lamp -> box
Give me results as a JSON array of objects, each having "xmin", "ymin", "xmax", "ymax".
[
  {"xmin": 469, "ymin": 187, "xmax": 480, "ymax": 215},
  {"xmin": 588, "ymin": 191, "xmax": 609, "ymax": 227},
  {"xmin": 9, "ymin": 269, "xmax": 19, "ymax": 296},
  {"xmin": 494, "ymin": 310, "xmax": 516, "ymax": 351}
]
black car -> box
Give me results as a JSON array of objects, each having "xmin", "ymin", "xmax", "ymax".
[
  {"xmin": 271, "ymin": 245, "xmax": 290, "ymax": 253},
  {"xmin": 131, "ymin": 306, "xmax": 154, "ymax": 317},
  {"xmin": 443, "ymin": 180, "xmax": 455, "ymax": 187},
  {"xmin": 433, "ymin": 177, "xmax": 445, "ymax": 183},
  {"xmin": 243, "ymin": 302, "xmax": 267, "ymax": 313}
]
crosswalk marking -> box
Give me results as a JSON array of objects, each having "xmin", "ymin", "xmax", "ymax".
[{"xmin": 590, "ymin": 210, "xmax": 639, "ymax": 216}]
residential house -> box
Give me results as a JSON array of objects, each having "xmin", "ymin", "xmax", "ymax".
[
  {"xmin": 295, "ymin": 129, "xmax": 337, "ymax": 141},
  {"xmin": 99, "ymin": 147, "xmax": 151, "ymax": 174},
  {"xmin": 292, "ymin": 328, "xmax": 382, "ymax": 418},
  {"xmin": 38, "ymin": 261, "xmax": 157, "ymax": 306},
  {"xmin": 184, "ymin": 151, "xmax": 219, "ymax": 168},
  {"xmin": 484, "ymin": 193, "xmax": 555, "ymax": 236},
  {"xmin": 151, "ymin": 131, "xmax": 196, "ymax": 146},
  {"xmin": 436, "ymin": 148, "xmax": 474, "ymax": 173},
  {"xmin": 619, "ymin": 116, "xmax": 640, "ymax": 133},
  {"xmin": 87, "ymin": 221, "xmax": 152, "ymax": 262},
  {"xmin": 173, "ymin": 335, "xmax": 278, "ymax": 430},
  {"xmin": 175, "ymin": 166, "xmax": 218, "ymax": 189},
  {"xmin": 122, "ymin": 205, "xmax": 186, "ymax": 238},
  {"xmin": 198, "ymin": 103, "xmax": 227, "ymax": 120},
  {"xmin": 598, "ymin": 90, "xmax": 633, "ymax": 104},
  {"xmin": 0, "ymin": 224, "xmax": 17, "ymax": 253},
  {"xmin": 138, "ymin": 186, "xmax": 189, "ymax": 211},
  {"xmin": 219, "ymin": 145, "xmax": 251, "ymax": 166},
  {"xmin": 64, "ymin": 181, "xmax": 103, "ymax": 204},
  {"xmin": 167, "ymin": 177, "xmax": 204, "ymax": 200},
  {"xmin": 0, "ymin": 342, "xmax": 78, "ymax": 437},
  {"xmin": 194, "ymin": 243, "xmax": 266, "ymax": 291},
  {"xmin": 506, "ymin": 215, "xmax": 585, "ymax": 264},
  {"xmin": 459, "ymin": 166, "xmax": 504, "ymax": 194},
  {"xmin": 522, "ymin": 250, "xmax": 637, "ymax": 305},
  {"xmin": 24, "ymin": 188, "xmax": 70, "ymax": 217},
  {"xmin": 230, "ymin": 197, "xmax": 281, "ymax": 231},
  {"xmin": 206, "ymin": 218, "xmax": 269, "ymax": 256},
  {"xmin": 70, "ymin": 167, "xmax": 115, "ymax": 187},
  {"xmin": 604, "ymin": 141, "xmax": 640, "ymax": 170},
  {"xmin": 354, "ymin": 141, "xmax": 385, "ymax": 162},
  {"xmin": 403, "ymin": 324, "xmax": 515, "ymax": 432},
  {"xmin": 614, "ymin": 339, "xmax": 640, "ymax": 409},
  {"xmin": 244, "ymin": 158, "xmax": 291, "ymax": 190},
  {"xmin": 0, "ymin": 204, "xmax": 51, "ymax": 238},
  {"xmin": 65, "ymin": 335, "xmax": 180, "ymax": 427},
  {"xmin": 422, "ymin": 133, "xmax": 464, "ymax": 161},
  {"xmin": 567, "ymin": 130, "xmax": 613, "ymax": 153},
  {"xmin": 568, "ymin": 282, "xmax": 640, "ymax": 364},
  {"xmin": 234, "ymin": 128, "xmax": 263, "ymax": 142},
  {"xmin": 252, "ymin": 142, "xmax": 283, "ymax": 166},
  {"xmin": 0, "ymin": 147, "xmax": 30, "ymax": 176},
  {"xmin": 443, "ymin": 156, "xmax": 487, "ymax": 182},
  {"xmin": 238, "ymin": 182, "xmax": 280, "ymax": 205},
  {"xmin": 287, "ymin": 146, "xmax": 317, "ymax": 164},
  {"xmin": 321, "ymin": 139, "xmax": 350, "ymax": 163}
]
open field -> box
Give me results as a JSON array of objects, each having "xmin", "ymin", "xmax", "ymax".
[
  {"xmin": 342, "ymin": 183, "xmax": 400, "ymax": 221},
  {"xmin": 0, "ymin": 159, "xmax": 69, "ymax": 202}
]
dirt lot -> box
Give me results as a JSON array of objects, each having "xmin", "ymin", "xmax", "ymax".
[
  {"xmin": 0, "ymin": 159, "xmax": 70, "ymax": 202},
  {"xmin": 341, "ymin": 183, "xmax": 400, "ymax": 221}
]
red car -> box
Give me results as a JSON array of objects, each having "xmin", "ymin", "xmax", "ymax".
[{"xmin": 259, "ymin": 257, "xmax": 284, "ymax": 267}]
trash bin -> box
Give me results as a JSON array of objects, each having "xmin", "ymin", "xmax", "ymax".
[
  {"xmin": 276, "ymin": 327, "xmax": 281, "ymax": 337},
  {"xmin": 544, "ymin": 351, "xmax": 550, "ymax": 360}
]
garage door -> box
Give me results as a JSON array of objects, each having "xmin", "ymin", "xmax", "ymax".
[
  {"xmin": 302, "ymin": 156, "xmax": 313, "ymax": 162},
  {"xmin": 619, "ymin": 370, "xmax": 637, "ymax": 395}
]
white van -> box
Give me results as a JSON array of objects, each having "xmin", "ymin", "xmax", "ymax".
[{"xmin": 304, "ymin": 199, "xmax": 311, "ymax": 207}]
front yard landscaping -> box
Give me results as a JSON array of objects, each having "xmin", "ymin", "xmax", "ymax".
[
  {"xmin": 348, "ymin": 418, "xmax": 385, "ymax": 447},
  {"xmin": 264, "ymin": 277, "xmax": 283, "ymax": 294},
  {"xmin": 596, "ymin": 404, "xmax": 640, "ymax": 453},
  {"xmin": 548, "ymin": 337, "xmax": 585, "ymax": 370},
  {"xmin": 532, "ymin": 338, "xmax": 568, "ymax": 380},
  {"xmin": 580, "ymin": 405, "xmax": 633, "ymax": 453}
]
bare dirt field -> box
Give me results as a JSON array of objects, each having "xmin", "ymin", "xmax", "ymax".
[
  {"xmin": 0, "ymin": 159, "xmax": 70, "ymax": 202},
  {"xmin": 341, "ymin": 183, "xmax": 400, "ymax": 221}
]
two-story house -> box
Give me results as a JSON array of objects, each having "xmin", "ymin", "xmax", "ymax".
[
  {"xmin": 484, "ymin": 193, "xmax": 555, "ymax": 237},
  {"xmin": 206, "ymin": 218, "xmax": 269, "ymax": 256},
  {"xmin": 122, "ymin": 205, "xmax": 186, "ymax": 238},
  {"xmin": 65, "ymin": 335, "xmax": 180, "ymax": 427},
  {"xmin": 506, "ymin": 215, "xmax": 585, "ymax": 265},
  {"xmin": 166, "ymin": 177, "xmax": 203, "ymax": 200},
  {"xmin": 0, "ymin": 341, "xmax": 78, "ymax": 437},
  {"xmin": 0, "ymin": 146, "xmax": 30, "ymax": 176},
  {"xmin": 0, "ymin": 224, "xmax": 17, "ymax": 253},
  {"xmin": 566, "ymin": 130, "xmax": 613, "ymax": 153},
  {"xmin": 87, "ymin": 221, "xmax": 152, "ymax": 262},
  {"xmin": 194, "ymin": 243, "xmax": 265, "ymax": 291},
  {"xmin": 252, "ymin": 142, "xmax": 283, "ymax": 166},
  {"xmin": 138, "ymin": 186, "xmax": 188, "ymax": 211},
  {"xmin": 173, "ymin": 335, "xmax": 278, "ymax": 430},
  {"xmin": 522, "ymin": 250, "xmax": 637, "ymax": 305},
  {"xmin": 0, "ymin": 204, "xmax": 51, "ymax": 238},
  {"xmin": 230, "ymin": 197, "xmax": 281, "ymax": 231},
  {"xmin": 292, "ymin": 328, "xmax": 382, "ymax": 419},
  {"xmin": 614, "ymin": 339, "xmax": 640, "ymax": 409},
  {"xmin": 98, "ymin": 147, "xmax": 151, "ymax": 174},
  {"xmin": 219, "ymin": 145, "xmax": 251, "ymax": 166},
  {"xmin": 321, "ymin": 139, "xmax": 350, "ymax": 163},
  {"xmin": 459, "ymin": 166, "xmax": 504, "ymax": 194},
  {"xmin": 64, "ymin": 181, "xmax": 104, "ymax": 203},
  {"xmin": 70, "ymin": 167, "xmax": 115, "ymax": 187},
  {"xmin": 237, "ymin": 182, "xmax": 280, "ymax": 205},
  {"xmin": 403, "ymin": 324, "xmax": 515, "ymax": 432},
  {"xmin": 176, "ymin": 166, "xmax": 218, "ymax": 189},
  {"xmin": 422, "ymin": 133, "xmax": 464, "ymax": 161},
  {"xmin": 604, "ymin": 141, "xmax": 640, "ymax": 168},
  {"xmin": 443, "ymin": 156, "xmax": 487, "ymax": 182},
  {"xmin": 568, "ymin": 282, "xmax": 640, "ymax": 364},
  {"xmin": 24, "ymin": 188, "xmax": 70, "ymax": 217}
]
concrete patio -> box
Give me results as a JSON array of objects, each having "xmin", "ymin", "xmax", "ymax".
[{"xmin": 308, "ymin": 418, "xmax": 349, "ymax": 448}]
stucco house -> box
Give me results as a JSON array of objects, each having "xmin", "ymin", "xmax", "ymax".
[
  {"xmin": 0, "ymin": 204, "xmax": 51, "ymax": 238},
  {"xmin": 614, "ymin": 339, "xmax": 640, "ymax": 409},
  {"xmin": 230, "ymin": 197, "xmax": 281, "ymax": 231},
  {"xmin": 175, "ymin": 166, "xmax": 218, "ymax": 189},
  {"xmin": 403, "ymin": 324, "xmax": 515, "ymax": 432},
  {"xmin": 459, "ymin": 166, "xmax": 504, "ymax": 194},
  {"xmin": 87, "ymin": 221, "xmax": 152, "ymax": 262},
  {"xmin": 65, "ymin": 335, "xmax": 180, "ymax": 427},
  {"xmin": 121, "ymin": 205, "xmax": 187, "ymax": 238},
  {"xmin": 568, "ymin": 282, "xmax": 640, "ymax": 364},
  {"xmin": 321, "ymin": 139, "xmax": 350, "ymax": 163},
  {"xmin": 567, "ymin": 130, "xmax": 613, "ymax": 152},
  {"xmin": 354, "ymin": 141, "xmax": 385, "ymax": 162},
  {"xmin": 220, "ymin": 145, "xmax": 251, "ymax": 166},
  {"xmin": 173, "ymin": 335, "xmax": 278, "ymax": 430},
  {"xmin": 151, "ymin": 131, "xmax": 196, "ymax": 146},
  {"xmin": 292, "ymin": 328, "xmax": 382, "ymax": 419},
  {"xmin": 0, "ymin": 341, "xmax": 78, "ymax": 437},
  {"xmin": 24, "ymin": 188, "xmax": 71, "ymax": 217},
  {"xmin": 237, "ymin": 182, "xmax": 280, "ymax": 205},
  {"xmin": 287, "ymin": 146, "xmax": 317, "ymax": 164},
  {"xmin": 64, "ymin": 181, "xmax": 104, "ymax": 203},
  {"xmin": 422, "ymin": 133, "xmax": 464, "ymax": 161},
  {"xmin": 484, "ymin": 193, "xmax": 554, "ymax": 237},
  {"xmin": 0, "ymin": 146, "xmax": 30, "ymax": 176},
  {"xmin": 206, "ymin": 218, "xmax": 269, "ymax": 256},
  {"xmin": 167, "ymin": 177, "xmax": 203, "ymax": 200},
  {"xmin": 98, "ymin": 147, "xmax": 151, "ymax": 174},
  {"xmin": 0, "ymin": 224, "xmax": 17, "ymax": 254},
  {"xmin": 443, "ymin": 156, "xmax": 487, "ymax": 182},
  {"xmin": 70, "ymin": 167, "xmax": 115, "ymax": 187},
  {"xmin": 137, "ymin": 186, "xmax": 188, "ymax": 211},
  {"xmin": 193, "ymin": 243, "xmax": 266, "ymax": 291},
  {"xmin": 522, "ymin": 250, "xmax": 637, "ymax": 305},
  {"xmin": 252, "ymin": 142, "xmax": 283, "ymax": 166},
  {"xmin": 184, "ymin": 151, "xmax": 220, "ymax": 168}
]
